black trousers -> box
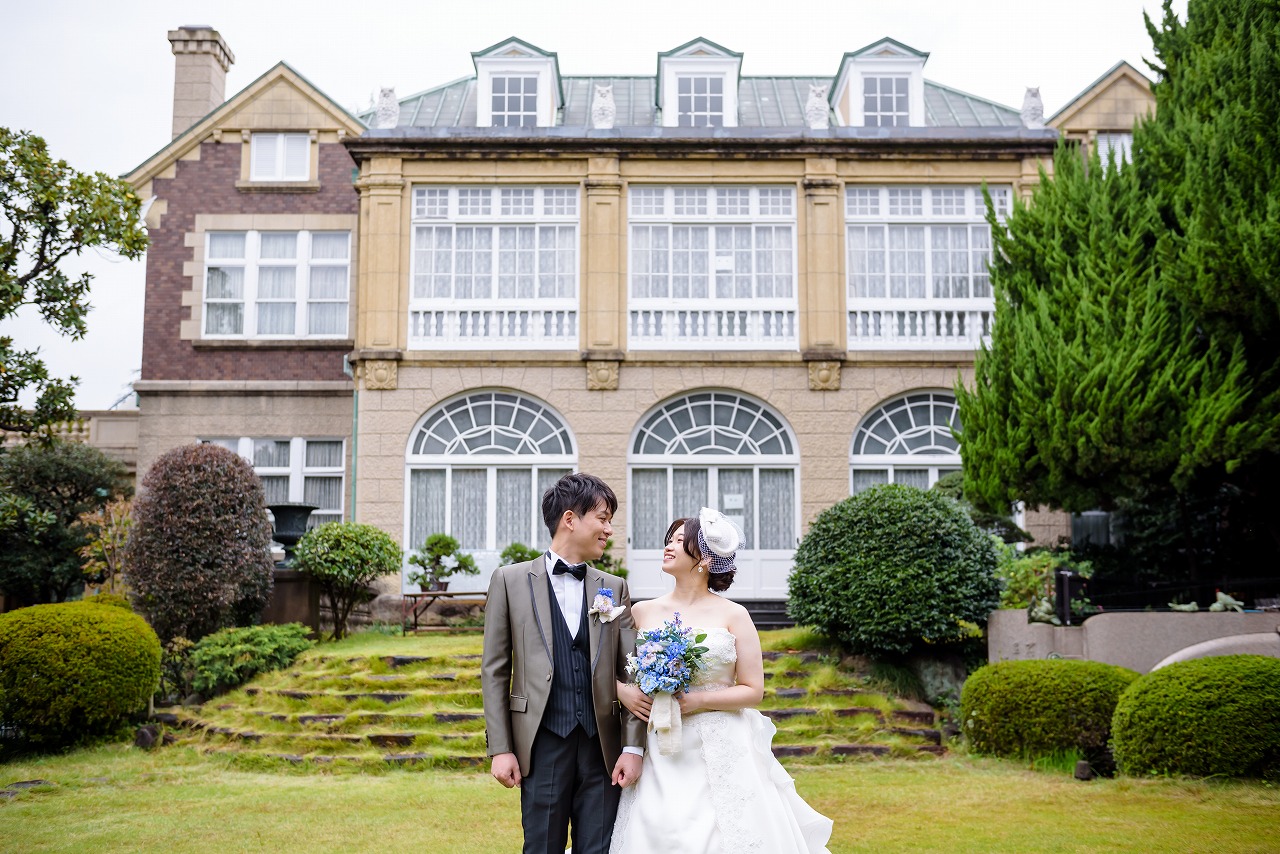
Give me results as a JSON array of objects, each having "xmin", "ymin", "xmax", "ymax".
[{"xmin": 521, "ymin": 725, "xmax": 619, "ymax": 854}]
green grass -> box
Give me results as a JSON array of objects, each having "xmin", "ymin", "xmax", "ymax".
[{"xmin": 1, "ymin": 745, "xmax": 1277, "ymax": 852}]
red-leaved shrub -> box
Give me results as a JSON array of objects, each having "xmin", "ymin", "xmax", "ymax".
[{"xmin": 126, "ymin": 444, "xmax": 274, "ymax": 642}]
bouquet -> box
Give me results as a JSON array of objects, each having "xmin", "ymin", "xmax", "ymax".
[{"xmin": 625, "ymin": 613, "xmax": 709, "ymax": 754}]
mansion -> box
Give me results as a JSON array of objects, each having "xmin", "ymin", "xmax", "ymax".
[{"xmin": 126, "ymin": 27, "xmax": 1154, "ymax": 601}]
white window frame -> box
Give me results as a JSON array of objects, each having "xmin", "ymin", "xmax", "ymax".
[
  {"xmin": 1096, "ymin": 132, "xmax": 1133, "ymax": 169},
  {"xmin": 845, "ymin": 185, "xmax": 1010, "ymax": 350},
  {"xmin": 204, "ymin": 437, "xmax": 346, "ymax": 527},
  {"xmin": 475, "ymin": 60, "xmax": 557, "ymax": 128},
  {"xmin": 659, "ymin": 56, "xmax": 740, "ymax": 128},
  {"xmin": 489, "ymin": 75, "xmax": 540, "ymax": 127},
  {"xmin": 849, "ymin": 391, "xmax": 962, "ymax": 494},
  {"xmin": 202, "ymin": 230, "xmax": 351, "ymax": 340},
  {"xmin": 674, "ymin": 75, "xmax": 726, "ymax": 127},
  {"xmin": 404, "ymin": 391, "xmax": 578, "ymax": 593},
  {"xmin": 627, "ymin": 390, "xmax": 800, "ymax": 600},
  {"xmin": 861, "ymin": 75, "xmax": 910, "ymax": 127},
  {"xmin": 249, "ymin": 133, "xmax": 310, "ymax": 182},
  {"xmin": 408, "ymin": 186, "xmax": 580, "ymax": 350},
  {"xmin": 628, "ymin": 186, "xmax": 798, "ymax": 350}
]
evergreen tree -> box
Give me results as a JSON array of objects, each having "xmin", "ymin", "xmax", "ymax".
[{"xmin": 960, "ymin": 0, "xmax": 1280, "ymax": 576}]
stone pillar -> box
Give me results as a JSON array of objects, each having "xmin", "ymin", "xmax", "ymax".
[
  {"xmin": 355, "ymin": 157, "xmax": 406, "ymax": 352},
  {"xmin": 167, "ymin": 26, "xmax": 235, "ymax": 139},
  {"xmin": 801, "ymin": 158, "xmax": 845, "ymax": 388},
  {"xmin": 581, "ymin": 157, "xmax": 624, "ymax": 384}
]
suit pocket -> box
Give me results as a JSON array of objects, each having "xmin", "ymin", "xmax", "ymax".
[{"xmin": 509, "ymin": 694, "xmax": 527, "ymax": 713}]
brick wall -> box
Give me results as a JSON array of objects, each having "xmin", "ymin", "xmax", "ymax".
[{"xmin": 141, "ymin": 141, "xmax": 358, "ymax": 382}]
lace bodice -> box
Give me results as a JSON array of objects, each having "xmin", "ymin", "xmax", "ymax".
[{"xmin": 688, "ymin": 627, "xmax": 737, "ymax": 693}]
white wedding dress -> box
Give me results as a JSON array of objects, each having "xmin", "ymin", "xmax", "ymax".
[{"xmin": 610, "ymin": 627, "xmax": 833, "ymax": 854}]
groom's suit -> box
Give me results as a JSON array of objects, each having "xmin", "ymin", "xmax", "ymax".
[{"xmin": 482, "ymin": 555, "xmax": 644, "ymax": 852}]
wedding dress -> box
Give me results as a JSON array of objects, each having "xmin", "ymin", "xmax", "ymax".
[{"xmin": 609, "ymin": 627, "xmax": 833, "ymax": 853}]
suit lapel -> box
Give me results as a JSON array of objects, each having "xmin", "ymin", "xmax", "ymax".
[
  {"xmin": 527, "ymin": 557, "xmax": 553, "ymax": 662},
  {"xmin": 587, "ymin": 568, "xmax": 605, "ymax": 673}
]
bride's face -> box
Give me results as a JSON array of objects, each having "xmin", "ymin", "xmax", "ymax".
[{"xmin": 662, "ymin": 528, "xmax": 700, "ymax": 577}]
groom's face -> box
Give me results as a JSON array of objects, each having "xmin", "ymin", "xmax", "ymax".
[{"xmin": 563, "ymin": 499, "xmax": 613, "ymax": 561}]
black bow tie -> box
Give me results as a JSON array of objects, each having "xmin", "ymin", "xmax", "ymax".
[{"xmin": 552, "ymin": 559, "xmax": 588, "ymax": 582}]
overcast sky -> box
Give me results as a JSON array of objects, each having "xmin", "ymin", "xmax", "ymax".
[{"xmin": 0, "ymin": 0, "xmax": 1182, "ymax": 410}]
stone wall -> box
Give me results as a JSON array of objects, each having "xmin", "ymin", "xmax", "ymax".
[{"xmin": 988, "ymin": 608, "xmax": 1280, "ymax": 673}]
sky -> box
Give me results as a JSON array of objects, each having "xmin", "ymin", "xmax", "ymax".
[{"xmin": 0, "ymin": 0, "xmax": 1183, "ymax": 410}]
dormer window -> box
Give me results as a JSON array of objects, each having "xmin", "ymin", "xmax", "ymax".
[
  {"xmin": 677, "ymin": 76, "xmax": 724, "ymax": 127},
  {"xmin": 657, "ymin": 38, "xmax": 741, "ymax": 129},
  {"xmin": 491, "ymin": 76, "xmax": 539, "ymax": 127},
  {"xmin": 863, "ymin": 76, "xmax": 909, "ymax": 127},
  {"xmin": 472, "ymin": 37, "xmax": 562, "ymax": 128},
  {"xmin": 831, "ymin": 38, "xmax": 929, "ymax": 128}
]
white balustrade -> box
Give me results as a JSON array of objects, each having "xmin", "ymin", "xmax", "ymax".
[
  {"xmin": 409, "ymin": 303, "xmax": 578, "ymax": 349},
  {"xmin": 628, "ymin": 300, "xmax": 798, "ymax": 350},
  {"xmin": 847, "ymin": 299, "xmax": 994, "ymax": 349}
]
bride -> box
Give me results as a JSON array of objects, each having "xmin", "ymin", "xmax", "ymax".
[{"xmin": 611, "ymin": 508, "xmax": 833, "ymax": 854}]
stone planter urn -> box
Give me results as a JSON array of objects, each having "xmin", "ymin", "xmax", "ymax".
[{"xmin": 268, "ymin": 503, "xmax": 318, "ymax": 568}]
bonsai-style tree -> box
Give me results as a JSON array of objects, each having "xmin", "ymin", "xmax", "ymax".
[
  {"xmin": 408, "ymin": 533, "xmax": 478, "ymax": 591},
  {"xmin": 294, "ymin": 522, "xmax": 402, "ymax": 640}
]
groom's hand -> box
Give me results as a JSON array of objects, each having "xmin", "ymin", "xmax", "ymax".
[
  {"xmin": 491, "ymin": 753, "xmax": 522, "ymax": 788},
  {"xmin": 611, "ymin": 752, "xmax": 642, "ymax": 788}
]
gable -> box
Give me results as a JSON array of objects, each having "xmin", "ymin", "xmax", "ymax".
[
  {"xmin": 1050, "ymin": 62, "xmax": 1155, "ymax": 133},
  {"xmin": 125, "ymin": 62, "xmax": 364, "ymax": 189}
]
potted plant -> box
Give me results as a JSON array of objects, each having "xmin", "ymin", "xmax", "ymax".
[{"xmin": 407, "ymin": 533, "xmax": 479, "ymax": 591}]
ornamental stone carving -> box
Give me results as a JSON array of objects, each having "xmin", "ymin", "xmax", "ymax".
[
  {"xmin": 586, "ymin": 360, "xmax": 619, "ymax": 391},
  {"xmin": 590, "ymin": 84, "xmax": 616, "ymax": 130},
  {"xmin": 364, "ymin": 360, "xmax": 398, "ymax": 390},
  {"xmin": 804, "ymin": 83, "xmax": 830, "ymax": 130},
  {"xmin": 807, "ymin": 360, "xmax": 841, "ymax": 391},
  {"xmin": 1021, "ymin": 87, "xmax": 1045, "ymax": 129},
  {"xmin": 374, "ymin": 87, "xmax": 400, "ymax": 129}
]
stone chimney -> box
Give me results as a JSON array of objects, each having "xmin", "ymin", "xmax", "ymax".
[{"xmin": 167, "ymin": 25, "xmax": 235, "ymax": 139}]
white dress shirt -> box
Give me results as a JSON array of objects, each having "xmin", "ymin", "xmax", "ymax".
[{"xmin": 545, "ymin": 549, "xmax": 584, "ymax": 637}]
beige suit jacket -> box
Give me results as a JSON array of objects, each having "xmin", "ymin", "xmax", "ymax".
[{"xmin": 481, "ymin": 557, "xmax": 645, "ymax": 776}]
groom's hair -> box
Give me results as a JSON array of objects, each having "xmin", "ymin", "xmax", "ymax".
[{"xmin": 542, "ymin": 472, "xmax": 618, "ymax": 538}]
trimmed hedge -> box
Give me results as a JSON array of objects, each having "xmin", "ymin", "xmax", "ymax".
[
  {"xmin": 788, "ymin": 485, "xmax": 1000, "ymax": 657},
  {"xmin": 1112, "ymin": 655, "xmax": 1280, "ymax": 778},
  {"xmin": 962, "ymin": 659, "xmax": 1139, "ymax": 765},
  {"xmin": 190, "ymin": 623, "xmax": 314, "ymax": 697},
  {"xmin": 0, "ymin": 601, "xmax": 161, "ymax": 746}
]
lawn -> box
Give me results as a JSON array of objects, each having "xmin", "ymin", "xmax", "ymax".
[{"xmin": 2, "ymin": 745, "xmax": 1277, "ymax": 852}]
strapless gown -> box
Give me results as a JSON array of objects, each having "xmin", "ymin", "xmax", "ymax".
[{"xmin": 609, "ymin": 627, "xmax": 833, "ymax": 853}]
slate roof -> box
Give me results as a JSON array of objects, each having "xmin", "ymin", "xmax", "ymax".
[{"xmin": 364, "ymin": 75, "xmax": 1020, "ymax": 130}]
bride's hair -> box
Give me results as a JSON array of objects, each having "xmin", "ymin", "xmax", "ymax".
[{"xmin": 665, "ymin": 517, "xmax": 736, "ymax": 593}]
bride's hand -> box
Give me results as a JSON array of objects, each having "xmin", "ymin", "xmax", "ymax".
[
  {"xmin": 617, "ymin": 680, "xmax": 652, "ymax": 722},
  {"xmin": 677, "ymin": 690, "xmax": 703, "ymax": 715}
]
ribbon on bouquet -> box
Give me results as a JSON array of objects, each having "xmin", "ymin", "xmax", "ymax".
[{"xmin": 648, "ymin": 691, "xmax": 683, "ymax": 755}]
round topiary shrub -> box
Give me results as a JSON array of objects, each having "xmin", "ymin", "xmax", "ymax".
[
  {"xmin": 961, "ymin": 659, "xmax": 1139, "ymax": 767},
  {"xmin": 127, "ymin": 444, "xmax": 275, "ymax": 643},
  {"xmin": 1112, "ymin": 655, "xmax": 1280, "ymax": 778},
  {"xmin": 788, "ymin": 484, "xmax": 1000, "ymax": 657},
  {"xmin": 0, "ymin": 601, "xmax": 161, "ymax": 746},
  {"xmin": 294, "ymin": 522, "xmax": 402, "ymax": 640}
]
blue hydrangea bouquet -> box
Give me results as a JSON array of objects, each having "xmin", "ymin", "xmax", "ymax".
[{"xmin": 626, "ymin": 612, "xmax": 709, "ymax": 754}]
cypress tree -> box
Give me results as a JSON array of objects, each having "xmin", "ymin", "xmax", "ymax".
[{"xmin": 959, "ymin": 0, "xmax": 1280, "ymax": 577}]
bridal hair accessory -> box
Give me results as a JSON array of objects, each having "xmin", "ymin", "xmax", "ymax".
[{"xmin": 697, "ymin": 507, "xmax": 741, "ymax": 574}]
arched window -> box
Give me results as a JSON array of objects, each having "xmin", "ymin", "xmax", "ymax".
[
  {"xmin": 850, "ymin": 390, "xmax": 961, "ymax": 493},
  {"xmin": 405, "ymin": 391, "xmax": 575, "ymax": 567},
  {"xmin": 628, "ymin": 391, "xmax": 799, "ymax": 598}
]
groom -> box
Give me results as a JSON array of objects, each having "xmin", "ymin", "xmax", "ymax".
[{"xmin": 482, "ymin": 472, "xmax": 645, "ymax": 854}]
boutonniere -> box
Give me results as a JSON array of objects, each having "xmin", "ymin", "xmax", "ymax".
[{"xmin": 588, "ymin": 587, "xmax": 626, "ymax": 623}]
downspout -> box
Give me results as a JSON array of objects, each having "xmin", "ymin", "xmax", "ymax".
[{"xmin": 343, "ymin": 355, "xmax": 358, "ymax": 521}]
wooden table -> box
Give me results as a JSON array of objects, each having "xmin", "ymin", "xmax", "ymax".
[{"xmin": 401, "ymin": 590, "xmax": 487, "ymax": 634}]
